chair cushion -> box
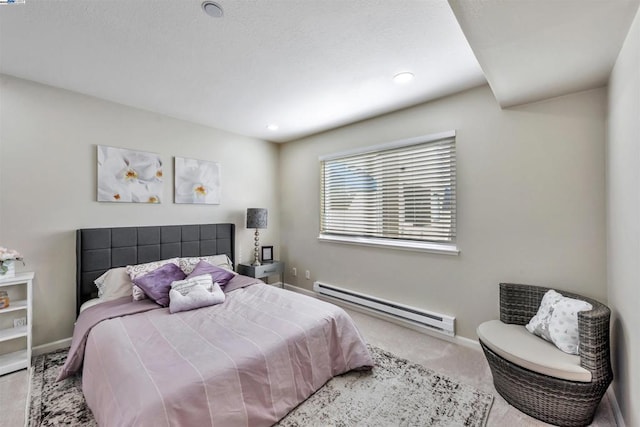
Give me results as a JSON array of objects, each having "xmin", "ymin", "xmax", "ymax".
[{"xmin": 477, "ymin": 320, "xmax": 592, "ymax": 383}]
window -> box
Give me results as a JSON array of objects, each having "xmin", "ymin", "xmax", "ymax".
[{"xmin": 319, "ymin": 131, "xmax": 457, "ymax": 254}]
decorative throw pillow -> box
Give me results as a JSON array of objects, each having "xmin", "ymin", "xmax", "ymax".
[
  {"xmin": 94, "ymin": 267, "xmax": 134, "ymax": 300},
  {"xmin": 132, "ymin": 263, "xmax": 186, "ymax": 307},
  {"xmin": 187, "ymin": 260, "xmax": 235, "ymax": 287},
  {"xmin": 169, "ymin": 283, "xmax": 226, "ymax": 314},
  {"xmin": 126, "ymin": 258, "xmax": 180, "ymax": 301},
  {"xmin": 548, "ymin": 297, "xmax": 593, "ymax": 354},
  {"xmin": 526, "ymin": 289, "xmax": 593, "ymax": 355},
  {"xmin": 179, "ymin": 255, "xmax": 236, "ymax": 275},
  {"xmin": 170, "ymin": 274, "xmax": 214, "ymax": 296},
  {"xmin": 525, "ymin": 289, "xmax": 563, "ymax": 341}
]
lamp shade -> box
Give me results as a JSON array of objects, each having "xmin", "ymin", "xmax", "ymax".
[{"xmin": 247, "ymin": 208, "xmax": 268, "ymax": 229}]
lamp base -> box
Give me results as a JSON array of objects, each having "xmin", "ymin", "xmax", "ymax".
[{"xmin": 253, "ymin": 228, "xmax": 261, "ymax": 266}]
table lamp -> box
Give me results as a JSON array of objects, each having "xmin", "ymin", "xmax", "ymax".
[{"xmin": 246, "ymin": 208, "xmax": 267, "ymax": 266}]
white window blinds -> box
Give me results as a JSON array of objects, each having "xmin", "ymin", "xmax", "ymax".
[{"xmin": 320, "ymin": 132, "xmax": 456, "ymax": 245}]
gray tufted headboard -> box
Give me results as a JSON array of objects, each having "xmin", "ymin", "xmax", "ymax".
[{"xmin": 76, "ymin": 223, "xmax": 235, "ymax": 315}]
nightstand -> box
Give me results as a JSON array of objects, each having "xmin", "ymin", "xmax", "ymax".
[{"xmin": 237, "ymin": 261, "xmax": 284, "ymax": 288}]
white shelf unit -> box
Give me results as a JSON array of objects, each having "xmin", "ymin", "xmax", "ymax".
[{"xmin": 0, "ymin": 271, "xmax": 34, "ymax": 376}]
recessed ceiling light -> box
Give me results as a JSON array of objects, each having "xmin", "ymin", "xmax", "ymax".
[
  {"xmin": 267, "ymin": 124, "xmax": 279, "ymax": 131},
  {"xmin": 393, "ymin": 72, "xmax": 415, "ymax": 84},
  {"xmin": 202, "ymin": 1, "xmax": 223, "ymax": 18}
]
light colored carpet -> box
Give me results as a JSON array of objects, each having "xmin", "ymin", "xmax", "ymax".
[
  {"xmin": 0, "ymin": 368, "xmax": 28, "ymax": 427},
  {"xmin": 28, "ymin": 346, "xmax": 493, "ymax": 427}
]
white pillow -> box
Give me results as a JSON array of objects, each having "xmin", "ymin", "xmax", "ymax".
[
  {"xmin": 169, "ymin": 283, "xmax": 225, "ymax": 314},
  {"xmin": 548, "ymin": 297, "xmax": 593, "ymax": 354},
  {"xmin": 94, "ymin": 267, "xmax": 134, "ymax": 300},
  {"xmin": 126, "ymin": 258, "xmax": 180, "ymax": 301},
  {"xmin": 179, "ymin": 255, "xmax": 236, "ymax": 275},
  {"xmin": 79, "ymin": 298, "xmax": 103, "ymax": 313},
  {"xmin": 526, "ymin": 289, "xmax": 593, "ymax": 355},
  {"xmin": 170, "ymin": 274, "xmax": 213, "ymax": 296},
  {"xmin": 525, "ymin": 290, "xmax": 563, "ymax": 341}
]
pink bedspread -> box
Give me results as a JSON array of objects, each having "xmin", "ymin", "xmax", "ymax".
[{"xmin": 66, "ymin": 280, "xmax": 373, "ymax": 426}]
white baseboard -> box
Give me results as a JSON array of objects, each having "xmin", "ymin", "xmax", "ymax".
[
  {"xmin": 607, "ymin": 386, "xmax": 626, "ymax": 427},
  {"xmin": 32, "ymin": 337, "xmax": 72, "ymax": 356},
  {"xmin": 282, "ymin": 283, "xmax": 481, "ymax": 351}
]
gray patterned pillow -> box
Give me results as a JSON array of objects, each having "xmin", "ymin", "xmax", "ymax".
[
  {"xmin": 525, "ymin": 289, "xmax": 563, "ymax": 341},
  {"xmin": 548, "ymin": 297, "xmax": 592, "ymax": 354},
  {"xmin": 179, "ymin": 255, "xmax": 235, "ymax": 275},
  {"xmin": 526, "ymin": 289, "xmax": 593, "ymax": 355}
]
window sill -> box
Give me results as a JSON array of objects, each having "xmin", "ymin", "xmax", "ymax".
[{"xmin": 318, "ymin": 234, "xmax": 460, "ymax": 255}]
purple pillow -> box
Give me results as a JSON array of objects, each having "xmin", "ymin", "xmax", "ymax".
[
  {"xmin": 187, "ymin": 260, "xmax": 235, "ymax": 286},
  {"xmin": 133, "ymin": 263, "xmax": 186, "ymax": 307}
]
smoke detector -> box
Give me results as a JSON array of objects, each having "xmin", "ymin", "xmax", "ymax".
[{"xmin": 202, "ymin": 1, "xmax": 223, "ymax": 18}]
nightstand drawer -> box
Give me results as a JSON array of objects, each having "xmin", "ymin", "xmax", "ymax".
[
  {"xmin": 237, "ymin": 261, "xmax": 285, "ymax": 287},
  {"xmin": 256, "ymin": 264, "xmax": 282, "ymax": 276}
]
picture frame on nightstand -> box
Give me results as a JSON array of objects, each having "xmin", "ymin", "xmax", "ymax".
[{"xmin": 261, "ymin": 246, "xmax": 273, "ymax": 262}]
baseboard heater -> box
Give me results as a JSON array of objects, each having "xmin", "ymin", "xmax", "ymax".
[{"xmin": 313, "ymin": 281, "xmax": 455, "ymax": 337}]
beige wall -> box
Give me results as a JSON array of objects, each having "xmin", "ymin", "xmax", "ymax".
[
  {"xmin": 607, "ymin": 7, "xmax": 640, "ymax": 426},
  {"xmin": 0, "ymin": 75, "xmax": 280, "ymax": 346},
  {"xmin": 280, "ymin": 84, "xmax": 607, "ymax": 340}
]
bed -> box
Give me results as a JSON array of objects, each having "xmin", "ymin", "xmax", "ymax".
[{"xmin": 59, "ymin": 223, "xmax": 373, "ymax": 426}]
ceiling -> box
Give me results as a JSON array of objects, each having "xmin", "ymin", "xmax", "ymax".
[
  {"xmin": 449, "ymin": 0, "xmax": 640, "ymax": 108},
  {"xmin": 1, "ymin": 1, "xmax": 638, "ymax": 143}
]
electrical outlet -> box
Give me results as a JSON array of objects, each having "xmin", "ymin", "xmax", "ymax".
[
  {"xmin": 305, "ymin": 270, "xmax": 311, "ymax": 280},
  {"xmin": 14, "ymin": 317, "xmax": 27, "ymax": 328},
  {"xmin": 292, "ymin": 267, "xmax": 297, "ymax": 277}
]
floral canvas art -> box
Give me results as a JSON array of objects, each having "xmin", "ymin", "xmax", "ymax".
[
  {"xmin": 174, "ymin": 157, "xmax": 220, "ymax": 204},
  {"xmin": 97, "ymin": 146, "xmax": 163, "ymax": 203}
]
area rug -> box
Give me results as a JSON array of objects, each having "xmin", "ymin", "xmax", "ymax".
[
  {"xmin": 27, "ymin": 349, "xmax": 96, "ymax": 427},
  {"xmin": 29, "ymin": 346, "xmax": 493, "ymax": 426}
]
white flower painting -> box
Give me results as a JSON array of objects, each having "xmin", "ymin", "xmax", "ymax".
[
  {"xmin": 97, "ymin": 146, "xmax": 163, "ymax": 203},
  {"xmin": 174, "ymin": 157, "xmax": 220, "ymax": 205}
]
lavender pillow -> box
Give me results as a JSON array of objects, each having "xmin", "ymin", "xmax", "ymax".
[
  {"xmin": 187, "ymin": 260, "xmax": 235, "ymax": 286},
  {"xmin": 133, "ymin": 263, "xmax": 186, "ymax": 307}
]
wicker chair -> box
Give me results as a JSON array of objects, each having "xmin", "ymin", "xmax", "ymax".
[{"xmin": 479, "ymin": 283, "xmax": 613, "ymax": 427}]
